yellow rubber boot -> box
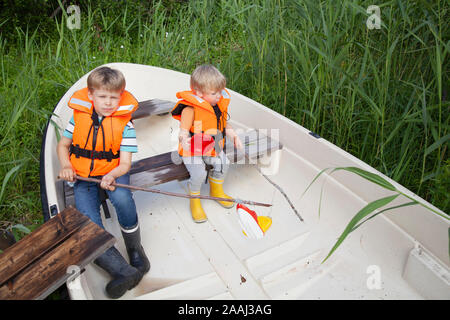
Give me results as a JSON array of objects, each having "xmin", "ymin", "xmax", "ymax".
[
  {"xmin": 209, "ymin": 177, "xmax": 234, "ymax": 208},
  {"xmin": 189, "ymin": 190, "xmax": 207, "ymax": 223}
]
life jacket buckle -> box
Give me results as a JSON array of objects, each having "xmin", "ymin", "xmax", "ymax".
[
  {"xmin": 70, "ymin": 144, "xmax": 81, "ymax": 158},
  {"xmin": 105, "ymin": 150, "xmax": 113, "ymax": 162}
]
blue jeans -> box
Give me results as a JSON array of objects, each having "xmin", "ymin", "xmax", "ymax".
[{"xmin": 74, "ymin": 173, "xmax": 138, "ymax": 230}]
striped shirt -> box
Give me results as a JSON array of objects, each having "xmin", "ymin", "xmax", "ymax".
[{"xmin": 63, "ymin": 115, "xmax": 138, "ymax": 153}]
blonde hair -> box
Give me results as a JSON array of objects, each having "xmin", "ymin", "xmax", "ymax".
[
  {"xmin": 190, "ymin": 64, "xmax": 226, "ymax": 92},
  {"xmin": 87, "ymin": 67, "xmax": 126, "ymax": 92}
]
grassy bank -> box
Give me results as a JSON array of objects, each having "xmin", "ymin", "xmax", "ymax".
[{"xmin": 0, "ymin": 0, "xmax": 448, "ymax": 233}]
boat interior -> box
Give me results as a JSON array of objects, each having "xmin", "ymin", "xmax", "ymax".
[{"xmin": 44, "ymin": 63, "xmax": 449, "ymax": 300}]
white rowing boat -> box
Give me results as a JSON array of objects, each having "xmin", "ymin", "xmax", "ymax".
[{"xmin": 40, "ymin": 63, "xmax": 449, "ymax": 300}]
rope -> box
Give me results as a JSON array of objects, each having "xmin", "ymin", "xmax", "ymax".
[{"xmin": 255, "ymin": 167, "xmax": 304, "ymax": 222}]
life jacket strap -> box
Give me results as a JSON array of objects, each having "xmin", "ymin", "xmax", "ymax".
[
  {"xmin": 188, "ymin": 130, "xmax": 227, "ymax": 140},
  {"xmin": 70, "ymin": 144, "xmax": 120, "ymax": 162}
]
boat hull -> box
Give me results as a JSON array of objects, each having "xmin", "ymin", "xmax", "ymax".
[{"xmin": 41, "ymin": 63, "xmax": 449, "ymax": 300}]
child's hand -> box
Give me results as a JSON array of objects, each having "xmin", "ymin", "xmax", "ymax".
[
  {"xmin": 234, "ymin": 135, "xmax": 243, "ymax": 149},
  {"xmin": 101, "ymin": 174, "xmax": 116, "ymax": 191},
  {"xmin": 59, "ymin": 166, "xmax": 76, "ymax": 182},
  {"xmin": 180, "ymin": 136, "xmax": 191, "ymax": 152},
  {"xmin": 179, "ymin": 129, "xmax": 191, "ymax": 152}
]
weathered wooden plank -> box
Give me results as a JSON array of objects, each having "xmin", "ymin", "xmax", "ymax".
[
  {"xmin": 0, "ymin": 212, "xmax": 115, "ymax": 300},
  {"xmin": 244, "ymin": 134, "xmax": 283, "ymax": 159},
  {"xmin": 225, "ymin": 129, "xmax": 283, "ymax": 163},
  {"xmin": 132, "ymin": 99, "xmax": 175, "ymax": 120},
  {"xmin": 64, "ymin": 152, "xmax": 177, "ymax": 205},
  {"xmin": 129, "ymin": 151, "xmax": 175, "ymax": 175},
  {"xmin": 131, "ymin": 163, "xmax": 190, "ymax": 189},
  {"xmin": 0, "ymin": 207, "xmax": 90, "ymax": 286}
]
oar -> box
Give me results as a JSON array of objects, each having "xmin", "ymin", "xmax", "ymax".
[{"xmin": 61, "ymin": 175, "xmax": 272, "ymax": 208}]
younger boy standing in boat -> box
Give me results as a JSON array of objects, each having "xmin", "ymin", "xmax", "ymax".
[
  {"xmin": 171, "ymin": 64, "xmax": 243, "ymax": 223},
  {"xmin": 57, "ymin": 66, "xmax": 150, "ymax": 299}
]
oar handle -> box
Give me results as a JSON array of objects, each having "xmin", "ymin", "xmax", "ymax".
[{"xmin": 57, "ymin": 175, "xmax": 272, "ymax": 207}]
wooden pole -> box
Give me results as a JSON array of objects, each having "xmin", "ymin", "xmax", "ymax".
[{"xmin": 66, "ymin": 175, "xmax": 272, "ymax": 208}]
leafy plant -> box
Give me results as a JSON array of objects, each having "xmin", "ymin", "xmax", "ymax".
[
  {"xmin": 302, "ymin": 166, "xmax": 449, "ymax": 263},
  {"xmin": 0, "ymin": 221, "xmax": 32, "ymax": 253}
]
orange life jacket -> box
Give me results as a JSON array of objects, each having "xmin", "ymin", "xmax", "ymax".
[
  {"xmin": 68, "ymin": 87, "xmax": 138, "ymax": 177},
  {"xmin": 171, "ymin": 89, "xmax": 231, "ymax": 157}
]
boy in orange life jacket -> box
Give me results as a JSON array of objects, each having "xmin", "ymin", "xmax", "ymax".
[
  {"xmin": 171, "ymin": 64, "xmax": 243, "ymax": 223},
  {"xmin": 56, "ymin": 66, "xmax": 150, "ymax": 299}
]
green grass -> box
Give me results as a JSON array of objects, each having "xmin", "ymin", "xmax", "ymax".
[{"xmin": 0, "ymin": 0, "xmax": 448, "ymax": 232}]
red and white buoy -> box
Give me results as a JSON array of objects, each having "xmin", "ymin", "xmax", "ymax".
[{"xmin": 236, "ymin": 203, "xmax": 272, "ymax": 239}]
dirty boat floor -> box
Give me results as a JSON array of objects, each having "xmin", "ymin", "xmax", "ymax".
[
  {"xmin": 43, "ymin": 63, "xmax": 447, "ymax": 300},
  {"xmin": 80, "ymin": 144, "xmax": 422, "ymax": 300},
  {"xmin": 83, "ymin": 163, "xmax": 310, "ymax": 300}
]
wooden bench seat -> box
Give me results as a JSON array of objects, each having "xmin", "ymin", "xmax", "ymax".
[
  {"xmin": 64, "ymin": 129, "xmax": 282, "ymax": 208},
  {"xmin": 0, "ymin": 207, "xmax": 115, "ymax": 300},
  {"xmin": 63, "ymin": 99, "xmax": 283, "ymax": 208},
  {"xmin": 132, "ymin": 99, "xmax": 175, "ymax": 120},
  {"xmin": 130, "ymin": 129, "xmax": 282, "ymax": 187}
]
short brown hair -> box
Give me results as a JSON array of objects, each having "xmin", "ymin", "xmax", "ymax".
[
  {"xmin": 190, "ymin": 64, "xmax": 226, "ymax": 92},
  {"xmin": 87, "ymin": 66, "xmax": 126, "ymax": 92}
]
